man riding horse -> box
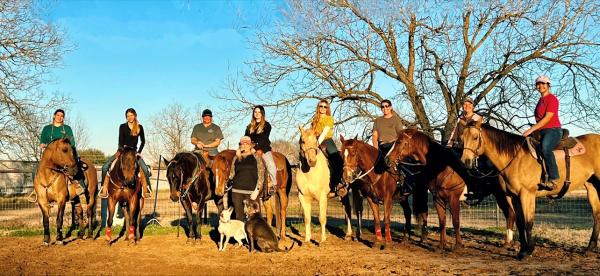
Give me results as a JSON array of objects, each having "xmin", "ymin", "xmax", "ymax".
[{"xmin": 191, "ymin": 109, "xmax": 223, "ymax": 167}]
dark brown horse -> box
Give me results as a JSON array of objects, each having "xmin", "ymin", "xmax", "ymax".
[
  {"xmin": 103, "ymin": 147, "xmax": 145, "ymax": 244},
  {"xmin": 34, "ymin": 138, "xmax": 98, "ymax": 245},
  {"xmin": 461, "ymin": 121, "xmax": 600, "ymax": 259},
  {"xmin": 164, "ymin": 151, "xmax": 224, "ymax": 243},
  {"xmin": 213, "ymin": 149, "xmax": 293, "ymax": 242},
  {"xmin": 339, "ymin": 136, "xmax": 412, "ymax": 248}
]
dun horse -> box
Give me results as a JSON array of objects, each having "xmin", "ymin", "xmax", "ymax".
[
  {"xmin": 164, "ymin": 151, "xmax": 224, "ymax": 243},
  {"xmin": 213, "ymin": 149, "xmax": 293, "ymax": 241},
  {"xmin": 386, "ymin": 129, "xmax": 514, "ymax": 251},
  {"xmin": 34, "ymin": 138, "xmax": 98, "ymax": 246},
  {"xmin": 339, "ymin": 136, "xmax": 412, "ymax": 248},
  {"xmin": 461, "ymin": 121, "xmax": 600, "ymax": 259},
  {"xmin": 296, "ymin": 127, "xmax": 330, "ymax": 245},
  {"xmin": 103, "ymin": 147, "xmax": 146, "ymax": 244}
]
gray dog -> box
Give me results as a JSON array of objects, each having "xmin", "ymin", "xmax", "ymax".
[{"xmin": 243, "ymin": 199, "xmax": 294, "ymax": 253}]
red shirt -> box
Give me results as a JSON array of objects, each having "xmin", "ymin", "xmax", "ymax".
[{"xmin": 535, "ymin": 94, "xmax": 561, "ymax": 129}]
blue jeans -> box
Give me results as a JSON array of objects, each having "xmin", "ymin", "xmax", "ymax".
[{"xmin": 540, "ymin": 128, "xmax": 562, "ymax": 180}]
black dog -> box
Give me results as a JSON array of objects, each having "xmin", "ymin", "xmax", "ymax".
[{"xmin": 243, "ymin": 199, "xmax": 294, "ymax": 253}]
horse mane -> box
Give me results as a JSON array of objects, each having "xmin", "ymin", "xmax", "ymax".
[
  {"xmin": 480, "ymin": 123, "xmax": 529, "ymax": 156},
  {"xmin": 120, "ymin": 147, "xmax": 137, "ymax": 182}
]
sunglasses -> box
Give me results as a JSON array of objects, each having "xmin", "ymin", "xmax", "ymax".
[
  {"xmin": 319, "ymin": 105, "xmax": 328, "ymax": 108},
  {"xmin": 239, "ymin": 142, "xmax": 251, "ymax": 146},
  {"xmin": 380, "ymin": 104, "xmax": 391, "ymax": 108}
]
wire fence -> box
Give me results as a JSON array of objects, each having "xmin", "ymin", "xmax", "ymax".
[{"xmin": 0, "ymin": 165, "xmax": 594, "ymax": 245}]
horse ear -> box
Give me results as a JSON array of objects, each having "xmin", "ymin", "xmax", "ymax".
[
  {"xmin": 353, "ymin": 134, "xmax": 358, "ymax": 140},
  {"xmin": 339, "ymin": 134, "xmax": 345, "ymax": 143},
  {"xmin": 475, "ymin": 119, "xmax": 483, "ymax": 128},
  {"xmin": 298, "ymin": 125, "xmax": 304, "ymax": 135},
  {"xmin": 162, "ymin": 156, "xmax": 170, "ymax": 166}
]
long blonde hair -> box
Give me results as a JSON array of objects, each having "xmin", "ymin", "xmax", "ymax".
[
  {"xmin": 310, "ymin": 99, "xmax": 331, "ymax": 132},
  {"xmin": 248, "ymin": 105, "xmax": 266, "ymax": 134},
  {"xmin": 126, "ymin": 108, "xmax": 140, "ymax": 136}
]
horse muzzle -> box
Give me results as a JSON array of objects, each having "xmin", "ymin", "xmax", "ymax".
[{"xmin": 169, "ymin": 191, "xmax": 180, "ymax": 202}]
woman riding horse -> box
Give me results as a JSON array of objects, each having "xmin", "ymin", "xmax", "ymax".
[{"xmin": 244, "ymin": 105, "xmax": 277, "ymax": 196}]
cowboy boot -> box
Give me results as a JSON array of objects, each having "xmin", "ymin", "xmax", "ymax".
[{"xmin": 538, "ymin": 179, "xmax": 557, "ymax": 191}]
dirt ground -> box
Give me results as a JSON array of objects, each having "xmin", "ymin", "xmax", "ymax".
[{"xmin": 1, "ymin": 226, "xmax": 599, "ymax": 276}]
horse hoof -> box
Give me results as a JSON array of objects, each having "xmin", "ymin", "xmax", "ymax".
[
  {"xmin": 56, "ymin": 240, "xmax": 63, "ymax": 245},
  {"xmin": 42, "ymin": 242, "xmax": 49, "ymax": 247},
  {"xmin": 517, "ymin": 251, "xmax": 530, "ymax": 261},
  {"xmin": 452, "ymin": 244, "xmax": 464, "ymax": 252},
  {"xmin": 344, "ymin": 235, "xmax": 352, "ymax": 241}
]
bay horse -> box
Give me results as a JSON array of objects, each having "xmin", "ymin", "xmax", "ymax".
[
  {"xmin": 385, "ymin": 129, "xmax": 514, "ymax": 251},
  {"xmin": 339, "ymin": 136, "xmax": 412, "ymax": 248},
  {"xmin": 34, "ymin": 138, "xmax": 98, "ymax": 246},
  {"xmin": 461, "ymin": 120, "xmax": 600, "ymax": 259},
  {"xmin": 296, "ymin": 127, "xmax": 330, "ymax": 245},
  {"xmin": 213, "ymin": 149, "xmax": 293, "ymax": 242},
  {"xmin": 103, "ymin": 147, "xmax": 145, "ymax": 244},
  {"xmin": 164, "ymin": 151, "xmax": 224, "ymax": 243}
]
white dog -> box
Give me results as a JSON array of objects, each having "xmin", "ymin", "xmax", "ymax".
[{"xmin": 218, "ymin": 207, "xmax": 247, "ymax": 251}]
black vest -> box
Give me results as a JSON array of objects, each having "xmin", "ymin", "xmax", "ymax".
[{"xmin": 232, "ymin": 155, "xmax": 258, "ymax": 191}]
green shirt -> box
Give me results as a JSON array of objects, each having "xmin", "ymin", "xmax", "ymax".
[
  {"xmin": 191, "ymin": 123, "xmax": 223, "ymax": 156},
  {"xmin": 40, "ymin": 124, "xmax": 76, "ymax": 148}
]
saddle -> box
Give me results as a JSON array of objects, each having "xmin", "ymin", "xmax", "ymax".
[{"xmin": 525, "ymin": 129, "xmax": 586, "ymax": 199}]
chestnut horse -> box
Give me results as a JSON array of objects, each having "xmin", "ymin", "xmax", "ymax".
[
  {"xmin": 103, "ymin": 147, "xmax": 145, "ymax": 244},
  {"xmin": 213, "ymin": 149, "xmax": 292, "ymax": 242},
  {"xmin": 164, "ymin": 151, "xmax": 224, "ymax": 243},
  {"xmin": 339, "ymin": 136, "xmax": 412, "ymax": 248},
  {"xmin": 386, "ymin": 129, "xmax": 514, "ymax": 251},
  {"xmin": 461, "ymin": 121, "xmax": 600, "ymax": 259},
  {"xmin": 34, "ymin": 138, "xmax": 98, "ymax": 246}
]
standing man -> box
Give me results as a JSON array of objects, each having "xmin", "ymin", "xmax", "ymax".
[{"xmin": 191, "ymin": 109, "xmax": 224, "ymax": 166}]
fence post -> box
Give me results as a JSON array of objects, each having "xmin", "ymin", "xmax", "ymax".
[{"xmin": 146, "ymin": 155, "xmax": 162, "ymax": 227}]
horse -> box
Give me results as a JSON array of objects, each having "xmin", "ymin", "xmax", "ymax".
[
  {"xmin": 385, "ymin": 129, "xmax": 515, "ymax": 251},
  {"xmin": 164, "ymin": 151, "xmax": 224, "ymax": 243},
  {"xmin": 213, "ymin": 149, "xmax": 293, "ymax": 242},
  {"xmin": 339, "ymin": 136, "xmax": 412, "ymax": 248},
  {"xmin": 460, "ymin": 120, "xmax": 600, "ymax": 259},
  {"xmin": 34, "ymin": 138, "xmax": 98, "ymax": 246},
  {"xmin": 103, "ymin": 147, "xmax": 146, "ymax": 244},
  {"xmin": 296, "ymin": 127, "xmax": 330, "ymax": 245}
]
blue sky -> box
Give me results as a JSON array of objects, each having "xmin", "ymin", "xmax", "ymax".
[{"xmin": 43, "ymin": 0, "xmax": 284, "ymax": 154}]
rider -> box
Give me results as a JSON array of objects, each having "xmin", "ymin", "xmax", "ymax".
[
  {"xmin": 447, "ymin": 97, "xmax": 485, "ymax": 199},
  {"xmin": 310, "ymin": 99, "xmax": 346, "ymax": 199},
  {"xmin": 372, "ymin": 99, "xmax": 407, "ymax": 195},
  {"xmin": 191, "ymin": 109, "xmax": 223, "ymax": 167},
  {"xmin": 523, "ymin": 75, "xmax": 562, "ymax": 191},
  {"xmin": 244, "ymin": 105, "xmax": 277, "ymax": 196},
  {"xmin": 29, "ymin": 109, "xmax": 85, "ymax": 202},
  {"xmin": 227, "ymin": 136, "xmax": 264, "ymax": 221},
  {"xmin": 99, "ymin": 108, "xmax": 151, "ymax": 199}
]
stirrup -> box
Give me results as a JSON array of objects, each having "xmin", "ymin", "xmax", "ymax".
[
  {"xmin": 267, "ymin": 185, "xmax": 276, "ymax": 196},
  {"xmin": 99, "ymin": 190, "xmax": 109, "ymax": 199},
  {"xmin": 27, "ymin": 191, "xmax": 38, "ymax": 203},
  {"xmin": 143, "ymin": 190, "xmax": 152, "ymax": 199},
  {"xmin": 537, "ymin": 180, "xmax": 556, "ymax": 191}
]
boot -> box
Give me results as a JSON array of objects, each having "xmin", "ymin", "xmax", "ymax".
[{"xmin": 538, "ymin": 179, "xmax": 557, "ymax": 191}]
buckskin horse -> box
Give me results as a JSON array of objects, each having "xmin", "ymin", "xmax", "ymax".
[
  {"xmin": 296, "ymin": 127, "xmax": 330, "ymax": 245},
  {"xmin": 34, "ymin": 138, "xmax": 98, "ymax": 246},
  {"xmin": 339, "ymin": 136, "xmax": 412, "ymax": 248},
  {"xmin": 212, "ymin": 149, "xmax": 293, "ymax": 242},
  {"xmin": 164, "ymin": 151, "xmax": 224, "ymax": 243},
  {"xmin": 385, "ymin": 129, "xmax": 514, "ymax": 251},
  {"xmin": 103, "ymin": 147, "xmax": 146, "ymax": 244},
  {"xmin": 461, "ymin": 120, "xmax": 600, "ymax": 259}
]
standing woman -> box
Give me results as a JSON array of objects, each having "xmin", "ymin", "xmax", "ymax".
[
  {"xmin": 523, "ymin": 75, "xmax": 562, "ymax": 191},
  {"xmin": 228, "ymin": 136, "xmax": 264, "ymax": 221},
  {"xmin": 310, "ymin": 99, "xmax": 345, "ymax": 198},
  {"xmin": 245, "ymin": 105, "xmax": 277, "ymax": 196},
  {"xmin": 100, "ymin": 108, "xmax": 151, "ymax": 198}
]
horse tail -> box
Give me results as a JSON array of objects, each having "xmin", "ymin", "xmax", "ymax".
[{"xmin": 285, "ymin": 158, "xmax": 293, "ymax": 196}]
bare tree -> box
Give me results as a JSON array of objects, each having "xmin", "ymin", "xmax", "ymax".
[
  {"xmin": 217, "ymin": 0, "xmax": 600, "ymax": 141},
  {"xmin": 146, "ymin": 102, "xmax": 194, "ymax": 161},
  {"xmin": 70, "ymin": 112, "xmax": 90, "ymax": 150},
  {"xmin": 0, "ymin": 0, "xmax": 70, "ymax": 160}
]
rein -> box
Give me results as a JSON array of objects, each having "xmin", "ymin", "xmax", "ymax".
[{"xmin": 180, "ymin": 152, "xmax": 202, "ymax": 199}]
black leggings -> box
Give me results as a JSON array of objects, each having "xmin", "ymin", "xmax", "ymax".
[{"xmin": 231, "ymin": 192, "xmax": 251, "ymax": 221}]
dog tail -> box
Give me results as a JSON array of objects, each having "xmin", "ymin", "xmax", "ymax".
[{"xmin": 279, "ymin": 240, "xmax": 296, "ymax": 252}]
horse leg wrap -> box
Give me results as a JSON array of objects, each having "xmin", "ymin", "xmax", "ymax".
[
  {"xmin": 375, "ymin": 228, "xmax": 382, "ymax": 240},
  {"xmin": 385, "ymin": 230, "xmax": 392, "ymax": 242},
  {"xmin": 105, "ymin": 227, "xmax": 112, "ymax": 241},
  {"xmin": 128, "ymin": 226, "xmax": 135, "ymax": 239}
]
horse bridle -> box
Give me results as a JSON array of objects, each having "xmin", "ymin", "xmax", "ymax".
[
  {"xmin": 179, "ymin": 152, "xmax": 202, "ymax": 199},
  {"xmin": 386, "ymin": 136, "xmax": 424, "ymax": 176}
]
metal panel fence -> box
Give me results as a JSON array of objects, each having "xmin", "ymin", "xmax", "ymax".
[{"xmin": 0, "ymin": 168, "xmax": 593, "ymax": 245}]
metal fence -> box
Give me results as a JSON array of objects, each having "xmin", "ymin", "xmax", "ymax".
[{"xmin": 0, "ymin": 167, "xmax": 593, "ymax": 244}]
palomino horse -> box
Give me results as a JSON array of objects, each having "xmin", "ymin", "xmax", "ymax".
[
  {"xmin": 461, "ymin": 121, "xmax": 600, "ymax": 259},
  {"xmin": 339, "ymin": 136, "xmax": 412, "ymax": 248},
  {"xmin": 213, "ymin": 149, "xmax": 293, "ymax": 242},
  {"xmin": 386, "ymin": 129, "xmax": 514, "ymax": 251},
  {"xmin": 103, "ymin": 147, "xmax": 146, "ymax": 244},
  {"xmin": 164, "ymin": 151, "xmax": 224, "ymax": 243},
  {"xmin": 34, "ymin": 138, "xmax": 98, "ymax": 245},
  {"xmin": 296, "ymin": 127, "xmax": 330, "ymax": 245}
]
